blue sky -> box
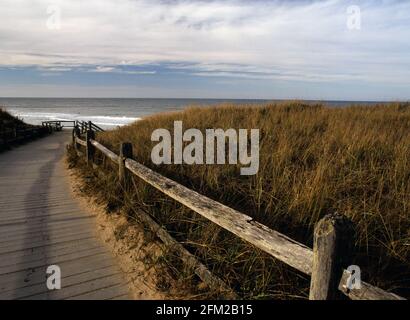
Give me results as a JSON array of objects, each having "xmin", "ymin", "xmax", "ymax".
[{"xmin": 0, "ymin": 0, "xmax": 409, "ymax": 100}]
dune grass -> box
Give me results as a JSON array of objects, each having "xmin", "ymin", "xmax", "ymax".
[
  {"xmin": 0, "ymin": 108, "xmax": 47, "ymax": 152},
  {"xmin": 68, "ymin": 101, "xmax": 410, "ymax": 299},
  {"xmin": 0, "ymin": 108, "xmax": 26, "ymax": 129}
]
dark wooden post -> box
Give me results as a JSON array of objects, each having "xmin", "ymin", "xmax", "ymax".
[
  {"xmin": 72, "ymin": 128, "xmax": 76, "ymax": 145},
  {"xmin": 88, "ymin": 121, "xmax": 92, "ymax": 131},
  {"xmin": 73, "ymin": 126, "xmax": 80, "ymax": 151},
  {"xmin": 86, "ymin": 130, "xmax": 95, "ymax": 165},
  {"xmin": 309, "ymin": 213, "xmax": 354, "ymax": 300},
  {"xmin": 119, "ymin": 142, "xmax": 133, "ymax": 188}
]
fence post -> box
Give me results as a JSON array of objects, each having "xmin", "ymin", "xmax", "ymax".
[
  {"xmin": 72, "ymin": 128, "xmax": 76, "ymax": 145},
  {"xmin": 73, "ymin": 126, "xmax": 80, "ymax": 151},
  {"xmin": 309, "ymin": 213, "xmax": 354, "ymax": 300},
  {"xmin": 119, "ymin": 142, "xmax": 133, "ymax": 188},
  {"xmin": 86, "ymin": 129, "xmax": 95, "ymax": 165}
]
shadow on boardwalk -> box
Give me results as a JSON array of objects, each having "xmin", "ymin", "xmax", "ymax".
[
  {"xmin": 16, "ymin": 140, "xmax": 62, "ymax": 298},
  {"xmin": 0, "ymin": 132, "xmax": 130, "ymax": 300}
]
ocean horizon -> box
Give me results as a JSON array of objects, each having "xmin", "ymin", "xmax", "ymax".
[{"xmin": 0, "ymin": 97, "xmax": 396, "ymax": 129}]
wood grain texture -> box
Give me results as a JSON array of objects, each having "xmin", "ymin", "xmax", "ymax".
[
  {"xmin": 124, "ymin": 158, "xmax": 314, "ymax": 275},
  {"xmin": 90, "ymin": 140, "xmax": 119, "ymax": 164},
  {"xmin": 309, "ymin": 214, "xmax": 354, "ymax": 300}
]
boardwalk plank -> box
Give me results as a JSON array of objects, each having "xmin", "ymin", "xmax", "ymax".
[
  {"xmin": 0, "ymin": 238, "xmax": 104, "ymax": 264},
  {"xmin": 0, "ymin": 247, "xmax": 107, "ymax": 275},
  {"xmin": 0, "ymin": 255, "xmax": 118, "ymax": 292},
  {"xmin": 0, "ymin": 243, "xmax": 104, "ymax": 268},
  {"xmin": 66, "ymin": 283, "xmax": 131, "ymax": 300},
  {"xmin": 23, "ymin": 275, "xmax": 126, "ymax": 300},
  {"xmin": 0, "ymin": 266, "xmax": 122, "ymax": 300}
]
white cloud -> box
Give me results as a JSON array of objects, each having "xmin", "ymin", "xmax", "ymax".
[
  {"xmin": 89, "ymin": 65, "xmax": 156, "ymax": 74},
  {"xmin": 93, "ymin": 66, "xmax": 117, "ymax": 73},
  {"xmin": 0, "ymin": 0, "xmax": 409, "ymax": 84}
]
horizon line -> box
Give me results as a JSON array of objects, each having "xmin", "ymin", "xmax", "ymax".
[{"xmin": 0, "ymin": 97, "xmax": 407, "ymax": 103}]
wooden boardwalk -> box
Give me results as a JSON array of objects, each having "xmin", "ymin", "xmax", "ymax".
[{"xmin": 0, "ymin": 131, "xmax": 131, "ymax": 300}]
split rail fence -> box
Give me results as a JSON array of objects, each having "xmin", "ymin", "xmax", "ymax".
[
  {"xmin": 0, "ymin": 123, "xmax": 53, "ymax": 150},
  {"xmin": 72, "ymin": 124, "xmax": 405, "ymax": 301}
]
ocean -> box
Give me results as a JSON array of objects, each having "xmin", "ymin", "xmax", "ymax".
[{"xmin": 0, "ymin": 98, "xmax": 384, "ymax": 129}]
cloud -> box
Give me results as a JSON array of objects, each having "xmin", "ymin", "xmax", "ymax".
[
  {"xmin": 92, "ymin": 66, "xmax": 117, "ymax": 73},
  {"xmin": 89, "ymin": 65, "xmax": 156, "ymax": 74},
  {"xmin": 0, "ymin": 0, "xmax": 409, "ymax": 85},
  {"xmin": 37, "ymin": 66, "xmax": 71, "ymax": 72}
]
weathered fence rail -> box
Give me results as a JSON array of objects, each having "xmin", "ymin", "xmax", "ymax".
[
  {"xmin": 72, "ymin": 126, "xmax": 406, "ymax": 301},
  {"xmin": 90, "ymin": 140, "xmax": 119, "ymax": 164}
]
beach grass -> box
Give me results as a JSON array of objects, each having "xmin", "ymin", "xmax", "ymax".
[
  {"xmin": 0, "ymin": 108, "xmax": 26, "ymax": 129},
  {"xmin": 67, "ymin": 101, "xmax": 410, "ymax": 299}
]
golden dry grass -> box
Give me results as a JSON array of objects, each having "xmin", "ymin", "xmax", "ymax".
[{"xmin": 69, "ymin": 101, "xmax": 410, "ymax": 299}]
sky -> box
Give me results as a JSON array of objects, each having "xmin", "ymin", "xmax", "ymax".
[{"xmin": 0, "ymin": 0, "xmax": 409, "ymax": 100}]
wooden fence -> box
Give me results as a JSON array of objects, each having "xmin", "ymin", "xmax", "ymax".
[
  {"xmin": 42, "ymin": 120, "xmax": 105, "ymax": 134},
  {"xmin": 72, "ymin": 125, "xmax": 406, "ymax": 301},
  {"xmin": 0, "ymin": 124, "xmax": 53, "ymax": 150}
]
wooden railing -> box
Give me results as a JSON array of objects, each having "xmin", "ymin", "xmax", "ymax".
[
  {"xmin": 72, "ymin": 127, "xmax": 406, "ymax": 301},
  {"xmin": 42, "ymin": 120, "xmax": 105, "ymax": 134},
  {"xmin": 42, "ymin": 120, "xmax": 74, "ymax": 131},
  {"xmin": 76, "ymin": 120, "xmax": 105, "ymax": 134}
]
